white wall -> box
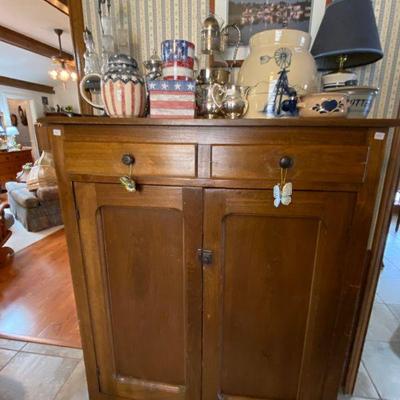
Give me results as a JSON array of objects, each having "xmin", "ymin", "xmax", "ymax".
[
  {"xmin": 53, "ymin": 81, "xmax": 81, "ymax": 113},
  {"xmin": 0, "ymin": 86, "xmax": 55, "ymax": 159},
  {"xmin": 0, "ymin": 81, "xmax": 81, "ymax": 122},
  {"xmin": 7, "ymin": 99, "xmax": 31, "ymax": 147},
  {"xmin": 0, "ymin": 85, "xmax": 54, "ymax": 126}
]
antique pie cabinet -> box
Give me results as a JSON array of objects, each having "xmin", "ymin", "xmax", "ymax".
[{"xmin": 43, "ymin": 117, "xmax": 399, "ymax": 400}]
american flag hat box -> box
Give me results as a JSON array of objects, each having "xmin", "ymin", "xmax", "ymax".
[{"xmin": 148, "ymin": 80, "xmax": 196, "ymax": 119}]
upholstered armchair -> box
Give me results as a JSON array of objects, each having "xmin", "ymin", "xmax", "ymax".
[{"xmin": 0, "ymin": 202, "xmax": 14, "ymax": 266}]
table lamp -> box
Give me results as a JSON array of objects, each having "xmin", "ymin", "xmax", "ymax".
[
  {"xmin": 5, "ymin": 126, "xmax": 19, "ymax": 150},
  {"xmin": 311, "ymin": 0, "xmax": 383, "ymax": 90}
]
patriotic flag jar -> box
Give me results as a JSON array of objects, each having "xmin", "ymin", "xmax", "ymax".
[
  {"xmin": 148, "ymin": 80, "xmax": 196, "ymax": 119},
  {"xmin": 161, "ymin": 40, "xmax": 196, "ymax": 81},
  {"xmin": 79, "ymin": 54, "xmax": 146, "ymax": 117}
]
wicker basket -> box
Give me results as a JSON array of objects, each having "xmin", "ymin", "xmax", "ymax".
[{"xmin": 26, "ymin": 151, "xmax": 57, "ymax": 191}]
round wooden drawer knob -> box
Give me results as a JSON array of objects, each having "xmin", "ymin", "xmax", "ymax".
[
  {"xmin": 121, "ymin": 154, "xmax": 135, "ymax": 166},
  {"xmin": 279, "ymin": 156, "xmax": 294, "ymax": 169}
]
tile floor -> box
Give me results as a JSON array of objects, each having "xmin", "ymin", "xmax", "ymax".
[
  {"xmin": 0, "ymin": 222, "xmax": 399, "ymax": 400},
  {"xmin": 340, "ymin": 218, "xmax": 400, "ymax": 400},
  {"xmin": 0, "ymin": 339, "xmax": 88, "ymax": 400}
]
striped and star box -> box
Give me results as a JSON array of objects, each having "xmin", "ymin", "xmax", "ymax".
[{"xmin": 148, "ymin": 80, "xmax": 196, "ymax": 119}]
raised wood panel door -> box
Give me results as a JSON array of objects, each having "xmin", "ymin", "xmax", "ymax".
[
  {"xmin": 203, "ymin": 189, "xmax": 357, "ymax": 400},
  {"xmin": 74, "ymin": 183, "xmax": 202, "ymax": 400}
]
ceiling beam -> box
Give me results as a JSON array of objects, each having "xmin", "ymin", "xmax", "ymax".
[
  {"xmin": 43, "ymin": 0, "xmax": 69, "ymax": 16},
  {"xmin": 0, "ymin": 25, "xmax": 73, "ymax": 61},
  {"xmin": 0, "ymin": 76, "xmax": 55, "ymax": 94}
]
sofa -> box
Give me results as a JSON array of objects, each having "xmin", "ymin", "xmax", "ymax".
[{"xmin": 5, "ymin": 182, "xmax": 62, "ymax": 232}]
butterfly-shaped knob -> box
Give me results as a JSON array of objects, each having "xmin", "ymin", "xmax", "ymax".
[
  {"xmin": 120, "ymin": 176, "xmax": 137, "ymax": 192},
  {"xmin": 279, "ymin": 156, "xmax": 293, "ymax": 169}
]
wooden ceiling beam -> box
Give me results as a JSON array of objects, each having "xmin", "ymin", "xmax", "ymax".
[
  {"xmin": 43, "ymin": 0, "xmax": 69, "ymax": 16},
  {"xmin": 0, "ymin": 25, "xmax": 73, "ymax": 61},
  {"xmin": 0, "ymin": 76, "xmax": 55, "ymax": 94}
]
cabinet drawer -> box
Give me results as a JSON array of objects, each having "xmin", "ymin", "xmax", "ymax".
[
  {"xmin": 0, "ymin": 152, "xmax": 31, "ymax": 163},
  {"xmin": 0, "ymin": 164, "xmax": 20, "ymax": 175},
  {"xmin": 64, "ymin": 142, "xmax": 196, "ymax": 178},
  {"xmin": 211, "ymin": 145, "xmax": 369, "ymax": 184}
]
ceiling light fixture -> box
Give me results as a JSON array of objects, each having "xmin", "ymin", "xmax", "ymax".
[{"xmin": 48, "ymin": 29, "xmax": 77, "ymax": 85}]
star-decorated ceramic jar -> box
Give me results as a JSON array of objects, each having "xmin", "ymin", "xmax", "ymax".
[{"xmin": 79, "ymin": 54, "xmax": 146, "ymax": 117}]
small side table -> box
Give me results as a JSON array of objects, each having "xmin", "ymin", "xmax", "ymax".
[{"xmin": 0, "ymin": 148, "xmax": 32, "ymax": 189}]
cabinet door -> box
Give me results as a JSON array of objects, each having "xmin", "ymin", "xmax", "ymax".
[
  {"xmin": 203, "ymin": 189, "xmax": 356, "ymax": 400},
  {"xmin": 74, "ymin": 183, "xmax": 202, "ymax": 400}
]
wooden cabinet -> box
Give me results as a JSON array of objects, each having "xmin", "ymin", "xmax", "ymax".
[
  {"xmin": 202, "ymin": 189, "xmax": 355, "ymax": 400},
  {"xmin": 44, "ymin": 117, "xmax": 399, "ymax": 400},
  {"xmin": 74, "ymin": 183, "xmax": 202, "ymax": 400}
]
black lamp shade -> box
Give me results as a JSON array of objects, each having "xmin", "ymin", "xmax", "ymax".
[{"xmin": 311, "ymin": 0, "xmax": 383, "ymax": 71}]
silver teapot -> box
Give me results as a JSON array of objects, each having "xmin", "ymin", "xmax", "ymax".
[
  {"xmin": 212, "ymin": 84, "xmax": 250, "ymax": 119},
  {"xmin": 196, "ymin": 68, "xmax": 230, "ymax": 119}
]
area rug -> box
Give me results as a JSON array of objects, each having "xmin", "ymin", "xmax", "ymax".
[{"xmin": 4, "ymin": 209, "xmax": 63, "ymax": 253}]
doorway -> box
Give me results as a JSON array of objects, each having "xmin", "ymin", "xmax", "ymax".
[{"xmin": 6, "ymin": 98, "xmax": 40, "ymax": 159}]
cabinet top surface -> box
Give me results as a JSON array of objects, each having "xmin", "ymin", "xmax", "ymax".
[{"xmin": 40, "ymin": 116, "xmax": 400, "ymax": 128}]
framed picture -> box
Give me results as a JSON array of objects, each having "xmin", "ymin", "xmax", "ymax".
[
  {"xmin": 11, "ymin": 114, "xmax": 18, "ymax": 127},
  {"xmin": 211, "ymin": 0, "xmax": 329, "ymax": 66}
]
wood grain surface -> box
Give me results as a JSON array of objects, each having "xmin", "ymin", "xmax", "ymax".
[
  {"xmin": 0, "ymin": 149, "xmax": 33, "ymax": 188},
  {"xmin": 0, "ymin": 230, "xmax": 81, "ymax": 348},
  {"xmin": 41, "ymin": 116, "xmax": 400, "ymax": 127},
  {"xmin": 73, "ymin": 184, "xmax": 202, "ymax": 400},
  {"xmin": 46, "ymin": 118, "xmax": 399, "ymax": 400}
]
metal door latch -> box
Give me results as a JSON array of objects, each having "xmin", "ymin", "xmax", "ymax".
[{"xmin": 197, "ymin": 249, "xmax": 213, "ymax": 265}]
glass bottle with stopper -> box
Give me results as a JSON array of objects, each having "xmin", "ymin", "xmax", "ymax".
[
  {"xmin": 83, "ymin": 28, "xmax": 102, "ymax": 99},
  {"xmin": 98, "ymin": 0, "xmax": 115, "ymax": 73}
]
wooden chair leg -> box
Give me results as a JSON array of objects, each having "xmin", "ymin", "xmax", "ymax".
[{"xmin": 0, "ymin": 246, "xmax": 14, "ymax": 267}]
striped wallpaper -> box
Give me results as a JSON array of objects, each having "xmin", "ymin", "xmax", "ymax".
[
  {"xmin": 82, "ymin": 0, "xmax": 400, "ymax": 118},
  {"xmin": 358, "ymin": 0, "xmax": 400, "ymax": 118},
  {"xmin": 82, "ymin": 0, "xmax": 210, "ymax": 69}
]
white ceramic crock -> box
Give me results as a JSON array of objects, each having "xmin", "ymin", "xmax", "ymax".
[{"xmin": 238, "ymin": 29, "xmax": 318, "ymax": 119}]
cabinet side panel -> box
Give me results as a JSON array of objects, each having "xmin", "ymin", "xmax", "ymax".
[{"xmin": 100, "ymin": 206, "xmax": 185, "ymax": 385}]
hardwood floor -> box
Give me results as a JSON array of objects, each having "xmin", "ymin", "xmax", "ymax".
[{"xmin": 0, "ymin": 230, "xmax": 81, "ymax": 348}]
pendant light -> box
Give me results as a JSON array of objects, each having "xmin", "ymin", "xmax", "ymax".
[{"xmin": 48, "ymin": 29, "xmax": 77, "ymax": 84}]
